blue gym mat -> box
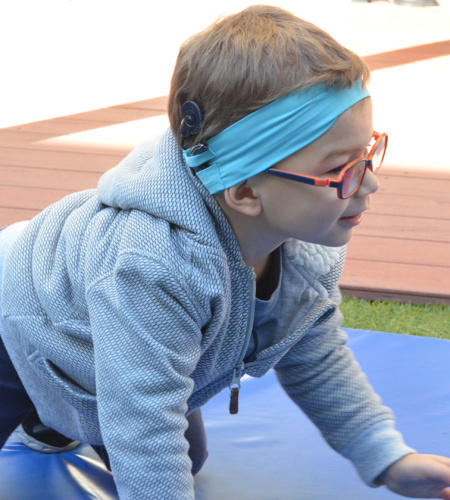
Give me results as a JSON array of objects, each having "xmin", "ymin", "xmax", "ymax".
[{"xmin": 1, "ymin": 328, "xmax": 449, "ymax": 500}]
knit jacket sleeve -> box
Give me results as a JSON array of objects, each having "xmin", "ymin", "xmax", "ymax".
[
  {"xmin": 86, "ymin": 251, "xmax": 202, "ymax": 500},
  {"xmin": 274, "ymin": 286, "xmax": 415, "ymax": 487}
]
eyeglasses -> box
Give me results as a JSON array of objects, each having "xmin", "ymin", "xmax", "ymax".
[{"xmin": 265, "ymin": 131, "xmax": 388, "ymax": 199}]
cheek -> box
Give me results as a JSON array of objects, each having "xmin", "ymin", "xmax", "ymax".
[
  {"xmin": 303, "ymin": 199, "xmax": 350, "ymax": 241},
  {"xmin": 277, "ymin": 187, "xmax": 346, "ymax": 234},
  {"xmin": 290, "ymin": 186, "xmax": 345, "ymax": 219},
  {"xmin": 262, "ymin": 178, "xmax": 348, "ymax": 229}
]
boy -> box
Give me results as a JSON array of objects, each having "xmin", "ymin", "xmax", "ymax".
[{"xmin": 1, "ymin": 5, "xmax": 450, "ymax": 499}]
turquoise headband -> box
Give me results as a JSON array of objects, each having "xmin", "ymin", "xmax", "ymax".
[{"xmin": 183, "ymin": 80, "xmax": 370, "ymax": 194}]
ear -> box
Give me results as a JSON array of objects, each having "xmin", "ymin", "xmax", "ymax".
[{"xmin": 223, "ymin": 180, "xmax": 263, "ymax": 217}]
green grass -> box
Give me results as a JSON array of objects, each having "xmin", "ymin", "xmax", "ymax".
[{"xmin": 340, "ymin": 297, "xmax": 450, "ymax": 340}]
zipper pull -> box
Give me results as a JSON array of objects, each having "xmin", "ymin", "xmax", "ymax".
[
  {"xmin": 230, "ymin": 387, "xmax": 239, "ymax": 415},
  {"xmin": 229, "ymin": 362, "xmax": 244, "ymax": 415}
]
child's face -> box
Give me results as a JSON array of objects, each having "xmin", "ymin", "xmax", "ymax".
[{"xmin": 254, "ymin": 98, "xmax": 378, "ymax": 248}]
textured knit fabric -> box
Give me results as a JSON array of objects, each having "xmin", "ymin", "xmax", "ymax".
[
  {"xmin": 0, "ymin": 223, "xmax": 35, "ymax": 448},
  {"xmin": 0, "ymin": 129, "xmax": 414, "ymax": 499}
]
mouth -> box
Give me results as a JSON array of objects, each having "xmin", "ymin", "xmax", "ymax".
[{"xmin": 338, "ymin": 212, "xmax": 364, "ymax": 227}]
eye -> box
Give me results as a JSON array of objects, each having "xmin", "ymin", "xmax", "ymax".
[{"xmin": 325, "ymin": 164, "xmax": 347, "ymax": 176}]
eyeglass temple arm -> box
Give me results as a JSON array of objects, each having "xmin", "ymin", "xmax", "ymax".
[{"xmin": 266, "ymin": 169, "xmax": 341, "ymax": 187}]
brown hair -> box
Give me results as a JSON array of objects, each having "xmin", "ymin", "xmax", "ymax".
[{"xmin": 168, "ymin": 5, "xmax": 369, "ymax": 148}]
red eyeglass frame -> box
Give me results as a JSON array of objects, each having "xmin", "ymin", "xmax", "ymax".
[{"xmin": 265, "ymin": 131, "xmax": 388, "ymax": 199}]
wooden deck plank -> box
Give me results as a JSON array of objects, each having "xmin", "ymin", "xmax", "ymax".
[
  {"xmin": 378, "ymin": 173, "xmax": 450, "ymax": 196},
  {"xmin": 0, "ymin": 186, "xmax": 72, "ymax": 211},
  {"xmin": 340, "ymin": 285, "xmax": 449, "ymax": 306},
  {"xmin": 58, "ymin": 107, "xmax": 163, "ymax": 125},
  {"xmin": 341, "ymin": 259, "xmax": 450, "ymax": 305},
  {"xmin": 0, "ymin": 129, "xmax": 139, "ymax": 152},
  {"xmin": 381, "ymin": 167, "xmax": 450, "ymax": 180},
  {"xmin": 0, "ymin": 208, "xmax": 41, "ymax": 227},
  {"xmin": 4, "ymin": 118, "xmax": 125, "ymax": 138},
  {"xmin": 117, "ymin": 97, "xmax": 168, "ymax": 111},
  {"xmin": 355, "ymin": 214, "xmax": 450, "ymax": 243},
  {"xmin": 371, "ymin": 194, "xmax": 450, "ymax": 219},
  {"xmin": 0, "ymin": 147, "xmax": 121, "ymax": 172},
  {"xmin": 347, "ymin": 235, "xmax": 450, "ymax": 268},
  {"xmin": 364, "ymin": 40, "xmax": 450, "ymax": 72},
  {"xmin": 1, "ymin": 96, "xmax": 168, "ymax": 137},
  {"xmin": 0, "ymin": 166, "xmax": 101, "ymax": 191}
]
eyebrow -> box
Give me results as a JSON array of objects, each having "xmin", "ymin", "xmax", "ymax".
[
  {"xmin": 321, "ymin": 138, "xmax": 372, "ymax": 163},
  {"xmin": 321, "ymin": 148, "xmax": 362, "ymax": 163}
]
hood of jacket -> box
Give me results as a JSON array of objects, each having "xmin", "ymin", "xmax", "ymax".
[{"xmin": 96, "ymin": 128, "xmax": 244, "ymax": 261}]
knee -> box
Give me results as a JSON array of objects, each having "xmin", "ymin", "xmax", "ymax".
[
  {"xmin": 191, "ymin": 447, "xmax": 208, "ymax": 476},
  {"xmin": 185, "ymin": 407, "xmax": 208, "ymax": 476}
]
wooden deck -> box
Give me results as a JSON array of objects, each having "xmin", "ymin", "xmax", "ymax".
[{"xmin": 1, "ymin": 45, "xmax": 449, "ymax": 305}]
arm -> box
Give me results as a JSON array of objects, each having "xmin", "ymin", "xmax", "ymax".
[
  {"xmin": 87, "ymin": 252, "xmax": 202, "ymax": 500},
  {"xmin": 274, "ymin": 287, "xmax": 415, "ymax": 486}
]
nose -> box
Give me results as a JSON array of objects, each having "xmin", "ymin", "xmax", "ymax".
[{"xmin": 357, "ymin": 167, "xmax": 379, "ymax": 197}]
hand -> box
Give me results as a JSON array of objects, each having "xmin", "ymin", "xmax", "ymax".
[{"xmin": 379, "ymin": 454, "xmax": 450, "ymax": 499}]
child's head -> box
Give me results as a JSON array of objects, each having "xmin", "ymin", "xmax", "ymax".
[
  {"xmin": 168, "ymin": 6, "xmax": 383, "ymax": 257},
  {"xmin": 168, "ymin": 5, "xmax": 369, "ymax": 149}
]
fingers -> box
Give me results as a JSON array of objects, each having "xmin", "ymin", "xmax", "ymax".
[{"xmin": 439, "ymin": 489, "xmax": 450, "ymax": 500}]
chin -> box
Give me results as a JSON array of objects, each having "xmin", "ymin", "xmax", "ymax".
[{"xmin": 317, "ymin": 228, "xmax": 354, "ymax": 248}]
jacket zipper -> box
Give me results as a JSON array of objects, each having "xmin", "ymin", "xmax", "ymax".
[{"xmin": 229, "ymin": 274, "xmax": 256, "ymax": 415}]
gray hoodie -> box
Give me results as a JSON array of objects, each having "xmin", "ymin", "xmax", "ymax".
[{"xmin": 0, "ymin": 129, "xmax": 414, "ymax": 499}]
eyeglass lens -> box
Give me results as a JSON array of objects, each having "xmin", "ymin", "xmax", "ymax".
[
  {"xmin": 342, "ymin": 134, "xmax": 387, "ymax": 198},
  {"xmin": 371, "ymin": 135, "xmax": 387, "ymax": 171},
  {"xmin": 342, "ymin": 160, "xmax": 366, "ymax": 198}
]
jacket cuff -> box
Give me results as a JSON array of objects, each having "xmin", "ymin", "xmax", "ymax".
[{"xmin": 340, "ymin": 420, "xmax": 416, "ymax": 487}]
